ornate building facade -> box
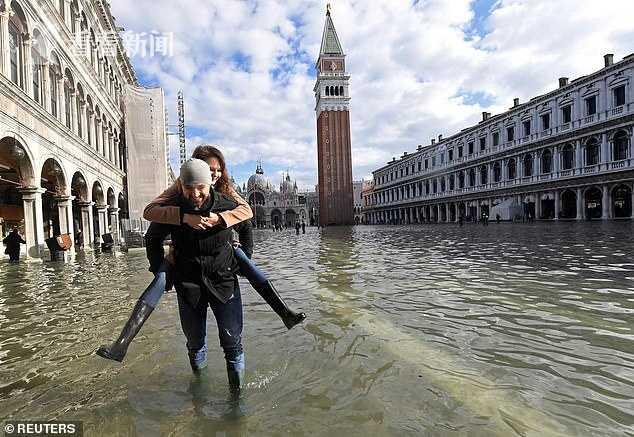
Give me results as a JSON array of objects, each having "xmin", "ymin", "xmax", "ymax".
[
  {"xmin": 243, "ymin": 164, "xmax": 309, "ymax": 229},
  {"xmin": 365, "ymin": 54, "xmax": 634, "ymax": 224},
  {"xmin": 0, "ymin": 0, "xmax": 137, "ymax": 258},
  {"xmin": 352, "ymin": 180, "xmax": 363, "ymax": 224},
  {"xmin": 314, "ymin": 6, "xmax": 354, "ymax": 226}
]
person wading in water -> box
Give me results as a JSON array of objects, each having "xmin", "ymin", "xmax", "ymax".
[{"xmin": 97, "ymin": 146, "xmax": 305, "ymax": 365}]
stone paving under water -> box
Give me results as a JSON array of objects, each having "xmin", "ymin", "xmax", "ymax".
[{"xmin": 1, "ymin": 222, "xmax": 633, "ymax": 436}]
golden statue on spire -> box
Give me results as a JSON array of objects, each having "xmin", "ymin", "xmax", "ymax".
[{"xmin": 327, "ymin": 3, "xmax": 331, "ymax": 13}]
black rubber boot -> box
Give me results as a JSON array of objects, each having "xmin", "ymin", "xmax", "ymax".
[
  {"xmin": 227, "ymin": 367, "xmax": 245, "ymax": 396},
  {"xmin": 226, "ymin": 360, "xmax": 247, "ymax": 418},
  {"xmin": 255, "ymin": 281, "xmax": 306, "ymax": 329},
  {"xmin": 96, "ymin": 300, "xmax": 154, "ymax": 362}
]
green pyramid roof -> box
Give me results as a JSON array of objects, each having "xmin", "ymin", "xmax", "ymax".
[{"xmin": 319, "ymin": 11, "xmax": 344, "ymax": 56}]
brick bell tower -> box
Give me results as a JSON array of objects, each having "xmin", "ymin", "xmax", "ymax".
[{"xmin": 315, "ymin": 5, "xmax": 354, "ymax": 226}]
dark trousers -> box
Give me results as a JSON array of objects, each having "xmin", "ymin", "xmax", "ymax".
[{"xmin": 176, "ymin": 280, "xmax": 244, "ymax": 371}]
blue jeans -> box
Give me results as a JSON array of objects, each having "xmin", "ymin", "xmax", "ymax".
[
  {"xmin": 177, "ymin": 279, "xmax": 244, "ymax": 371},
  {"xmin": 233, "ymin": 247, "xmax": 267, "ymax": 285},
  {"xmin": 146, "ymin": 248, "xmax": 268, "ymax": 308}
]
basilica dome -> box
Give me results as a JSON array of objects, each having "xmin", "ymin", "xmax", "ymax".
[{"xmin": 247, "ymin": 164, "xmax": 269, "ymax": 192}]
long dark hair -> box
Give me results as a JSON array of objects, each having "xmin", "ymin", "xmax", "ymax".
[{"xmin": 191, "ymin": 144, "xmax": 231, "ymax": 195}]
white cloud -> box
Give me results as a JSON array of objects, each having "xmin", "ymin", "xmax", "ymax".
[{"xmin": 110, "ymin": 0, "xmax": 634, "ymax": 189}]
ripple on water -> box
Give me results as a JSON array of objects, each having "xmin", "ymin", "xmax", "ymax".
[{"xmin": 1, "ymin": 223, "xmax": 634, "ymax": 435}]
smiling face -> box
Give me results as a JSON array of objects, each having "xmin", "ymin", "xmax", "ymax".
[
  {"xmin": 182, "ymin": 183, "xmax": 210, "ymax": 208},
  {"xmin": 205, "ymin": 157, "xmax": 222, "ymax": 187}
]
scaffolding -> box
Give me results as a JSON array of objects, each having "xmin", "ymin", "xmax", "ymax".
[{"xmin": 177, "ymin": 90, "xmax": 186, "ymax": 165}]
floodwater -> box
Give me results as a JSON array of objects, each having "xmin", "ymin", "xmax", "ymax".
[{"xmin": 1, "ymin": 222, "xmax": 633, "ymax": 436}]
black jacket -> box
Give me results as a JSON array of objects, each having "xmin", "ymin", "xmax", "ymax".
[
  {"xmin": 3, "ymin": 232, "xmax": 26, "ymax": 254},
  {"xmin": 232, "ymin": 220, "xmax": 253, "ymax": 258},
  {"xmin": 144, "ymin": 190, "xmax": 245, "ymax": 305}
]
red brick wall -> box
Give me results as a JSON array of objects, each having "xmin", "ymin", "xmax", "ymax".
[{"xmin": 317, "ymin": 110, "xmax": 354, "ymax": 225}]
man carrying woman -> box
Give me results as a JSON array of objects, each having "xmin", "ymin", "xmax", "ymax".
[{"xmin": 97, "ymin": 146, "xmax": 306, "ymax": 394}]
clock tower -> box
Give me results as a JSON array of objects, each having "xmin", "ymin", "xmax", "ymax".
[{"xmin": 314, "ymin": 5, "xmax": 354, "ymax": 226}]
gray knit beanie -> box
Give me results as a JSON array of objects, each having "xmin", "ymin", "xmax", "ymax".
[{"xmin": 180, "ymin": 158, "xmax": 212, "ymax": 186}]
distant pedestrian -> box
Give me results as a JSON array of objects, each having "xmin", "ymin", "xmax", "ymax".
[
  {"xmin": 301, "ymin": 220, "xmax": 306, "ymax": 234},
  {"xmin": 496, "ymin": 214, "xmax": 501, "ymax": 224},
  {"xmin": 3, "ymin": 228, "xmax": 26, "ymax": 262},
  {"xmin": 458, "ymin": 215, "xmax": 464, "ymax": 227},
  {"xmin": 75, "ymin": 229, "xmax": 83, "ymax": 247},
  {"xmin": 295, "ymin": 221, "xmax": 300, "ymax": 235},
  {"xmin": 481, "ymin": 212, "xmax": 489, "ymax": 226}
]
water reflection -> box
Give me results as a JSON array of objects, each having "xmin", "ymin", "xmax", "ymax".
[{"xmin": 0, "ymin": 222, "xmax": 633, "ymax": 436}]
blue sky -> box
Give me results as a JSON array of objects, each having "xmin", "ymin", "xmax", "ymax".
[{"xmin": 110, "ymin": 0, "xmax": 634, "ymax": 189}]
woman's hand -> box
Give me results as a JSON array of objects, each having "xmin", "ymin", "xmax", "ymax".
[
  {"xmin": 183, "ymin": 213, "xmax": 214, "ymax": 230},
  {"xmin": 206, "ymin": 213, "xmax": 221, "ymax": 227},
  {"xmin": 183, "ymin": 213, "xmax": 221, "ymax": 230}
]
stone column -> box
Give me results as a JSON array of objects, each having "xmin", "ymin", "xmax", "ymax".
[
  {"xmin": 601, "ymin": 185, "xmax": 609, "ymax": 220},
  {"xmin": 109, "ymin": 72, "xmax": 115, "ymax": 96},
  {"xmin": 57, "ymin": 77, "xmax": 66, "ymax": 125},
  {"xmin": 108, "ymin": 207, "xmax": 120, "ymax": 243},
  {"xmin": 554, "ymin": 145, "xmax": 560, "ymax": 174},
  {"xmin": 535, "ymin": 192, "xmax": 542, "ymax": 219},
  {"xmin": 63, "ymin": 0, "xmax": 72, "ymax": 28},
  {"xmin": 102, "ymin": 124, "xmax": 108, "ymax": 158},
  {"xmin": 77, "ymin": 201, "xmax": 93, "ymax": 249},
  {"xmin": 0, "ymin": 6, "xmax": 13, "ymax": 78},
  {"xmin": 95, "ymin": 118, "xmax": 102, "ymax": 154},
  {"xmin": 575, "ymin": 140, "xmax": 583, "ymax": 171},
  {"xmin": 554, "ymin": 190, "xmax": 560, "ymax": 220},
  {"xmin": 90, "ymin": 41, "xmax": 96, "ymax": 67},
  {"xmin": 85, "ymin": 107, "xmax": 93, "ymax": 147},
  {"xmin": 19, "ymin": 187, "xmax": 46, "ymax": 259},
  {"xmin": 73, "ymin": 15, "xmax": 81, "ymax": 43},
  {"xmin": 443, "ymin": 203, "xmax": 448, "ymax": 222},
  {"xmin": 79, "ymin": 99, "xmax": 88, "ymax": 143},
  {"xmin": 576, "ymin": 187, "xmax": 583, "ymax": 220},
  {"xmin": 601, "ymin": 133, "xmax": 609, "ymax": 168},
  {"xmin": 114, "ymin": 137, "xmax": 120, "ymax": 169},
  {"xmin": 534, "ymin": 153, "xmax": 540, "ymax": 178},
  {"xmin": 108, "ymin": 129, "xmax": 114, "ymax": 163},
  {"xmin": 55, "ymin": 195, "xmax": 75, "ymax": 252},
  {"xmin": 22, "ymin": 34, "xmax": 33, "ymax": 96},
  {"xmin": 69, "ymin": 90, "xmax": 78, "ymax": 135},
  {"xmin": 96, "ymin": 55, "xmax": 103, "ymax": 82},
  {"xmin": 41, "ymin": 62, "xmax": 51, "ymax": 112},
  {"xmin": 476, "ymin": 202, "xmax": 481, "ymax": 221},
  {"xmin": 97, "ymin": 205, "xmax": 108, "ymax": 238}
]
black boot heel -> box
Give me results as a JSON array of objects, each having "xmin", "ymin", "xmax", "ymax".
[{"xmin": 255, "ymin": 281, "xmax": 306, "ymax": 330}]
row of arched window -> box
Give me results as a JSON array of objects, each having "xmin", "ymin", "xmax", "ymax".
[
  {"xmin": 325, "ymin": 85, "xmax": 345, "ymax": 97},
  {"xmin": 3, "ymin": 0, "xmax": 124, "ymax": 170},
  {"xmin": 54, "ymin": 0, "xmax": 124, "ymax": 106},
  {"xmin": 374, "ymin": 131, "xmax": 631, "ymax": 188},
  {"xmin": 370, "ymin": 132, "xmax": 631, "ymax": 205}
]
